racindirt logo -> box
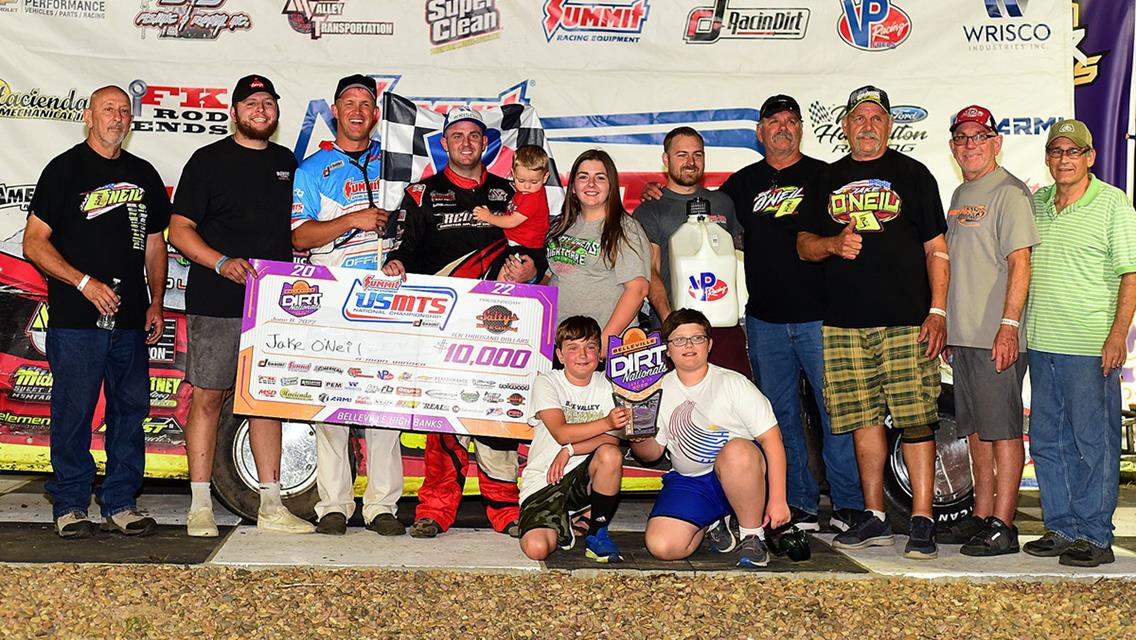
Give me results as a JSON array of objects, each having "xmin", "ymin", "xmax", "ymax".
[
  {"xmin": 685, "ymin": 0, "xmax": 808, "ymax": 43},
  {"xmin": 427, "ymin": 0, "xmax": 501, "ymax": 53},
  {"xmin": 135, "ymin": 0, "xmax": 252, "ymax": 40},
  {"xmin": 0, "ymin": 79, "xmax": 86, "ymax": 122},
  {"xmin": 278, "ymin": 280, "xmax": 323, "ymax": 318},
  {"xmin": 79, "ymin": 183, "xmax": 146, "ymax": 220},
  {"xmin": 828, "ymin": 179, "xmax": 902, "ymax": 232},
  {"xmin": 542, "ymin": 0, "xmax": 650, "ymax": 43},
  {"xmin": 836, "ymin": 0, "xmax": 911, "ymax": 51},
  {"xmin": 282, "ymin": 0, "xmax": 394, "ymax": 39},
  {"xmin": 476, "ymin": 304, "xmax": 519, "ymax": 334}
]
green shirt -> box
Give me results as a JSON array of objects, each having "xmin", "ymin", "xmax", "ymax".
[{"xmin": 1027, "ymin": 175, "xmax": 1136, "ymax": 355}]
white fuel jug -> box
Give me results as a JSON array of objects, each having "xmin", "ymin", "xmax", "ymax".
[{"xmin": 668, "ymin": 197, "xmax": 747, "ymax": 327}]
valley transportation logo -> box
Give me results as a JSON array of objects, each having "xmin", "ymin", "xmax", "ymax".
[
  {"xmin": 685, "ymin": 1, "xmax": 808, "ymax": 43},
  {"xmin": 836, "ymin": 0, "xmax": 911, "ymax": 51},
  {"xmin": 542, "ymin": 0, "xmax": 650, "ymax": 43}
]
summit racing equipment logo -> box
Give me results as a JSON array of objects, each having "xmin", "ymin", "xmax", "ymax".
[
  {"xmin": 79, "ymin": 183, "xmax": 146, "ymax": 219},
  {"xmin": 427, "ymin": 0, "xmax": 501, "ymax": 53},
  {"xmin": 0, "ymin": 182, "xmax": 34, "ymax": 213},
  {"xmin": 282, "ymin": 0, "xmax": 394, "ymax": 39},
  {"xmin": 0, "ymin": 79, "xmax": 86, "ymax": 122},
  {"xmin": 808, "ymin": 100, "xmax": 928, "ymax": 154},
  {"xmin": 134, "ymin": 0, "xmax": 252, "ymax": 40},
  {"xmin": 685, "ymin": 1, "xmax": 808, "ymax": 43},
  {"xmin": 836, "ymin": 0, "xmax": 911, "ymax": 51},
  {"xmin": 687, "ymin": 272, "xmax": 728, "ymax": 302},
  {"xmin": 542, "ymin": 0, "xmax": 650, "ymax": 43},
  {"xmin": 828, "ymin": 179, "xmax": 902, "ymax": 232},
  {"xmin": 128, "ymin": 79, "xmax": 229, "ymax": 136},
  {"xmin": 279, "ymin": 280, "xmax": 323, "ymax": 317},
  {"xmin": 962, "ymin": 0, "xmax": 1052, "ymax": 52},
  {"xmin": 342, "ymin": 275, "xmax": 458, "ymax": 329}
]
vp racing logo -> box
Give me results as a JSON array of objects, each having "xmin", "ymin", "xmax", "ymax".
[
  {"xmin": 836, "ymin": 0, "xmax": 911, "ymax": 51},
  {"xmin": 343, "ymin": 274, "xmax": 457, "ymax": 329},
  {"xmin": 542, "ymin": 0, "xmax": 650, "ymax": 43},
  {"xmin": 687, "ymin": 272, "xmax": 728, "ymax": 302},
  {"xmin": 134, "ymin": 1, "xmax": 252, "ymax": 40}
]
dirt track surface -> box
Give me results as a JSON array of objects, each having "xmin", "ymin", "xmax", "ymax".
[{"xmin": 0, "ymin": 565, "xmax": 1133, "ymax": 639}]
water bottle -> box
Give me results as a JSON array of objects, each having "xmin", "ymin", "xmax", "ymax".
[{"xmin": 96, "ymin": 278, "xmax": 121, "ymax": 330}]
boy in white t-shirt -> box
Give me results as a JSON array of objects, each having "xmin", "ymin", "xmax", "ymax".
[
  {"xmin": 630, "ymin": 309, "xmax": 790, "ymax": 568},
  {"xmin": 518, "ymin": 316, "xmax": 631, "ymax": 563}
]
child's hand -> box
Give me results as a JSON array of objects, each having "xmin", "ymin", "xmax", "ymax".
[
  {"xmin": 473, "ymin": 205, "xmax": 493, "ymax": 223},
  {"xmin": 607, "ymin": 406, "xmax": 631, "ymax": 432},
  {"xmin": 547, "ymin": 446, "xmax": 571, "ymax": 485}
]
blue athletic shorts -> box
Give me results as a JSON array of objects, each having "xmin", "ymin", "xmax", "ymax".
[{"xmin": 648, "ymin": 470, "xmax": 733, "ymax": 529}]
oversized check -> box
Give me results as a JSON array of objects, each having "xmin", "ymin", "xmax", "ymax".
[{"xmin": 233, "ymin": 259, "xmax": 556, "ymax": 439}]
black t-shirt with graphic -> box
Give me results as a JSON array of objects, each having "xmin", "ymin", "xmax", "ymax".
[
  {"xmin": 719, "ymin": 155, "xmax": 826, "ymax": 323},
  {"xmin": 174, "ymin": 137, "xmax": 296, "ymax": 318},
  {"xmin": 30, "ymin": 142, "xmax": 171, "ymax": 329},
  {"xmin": 799, "ymin": 149, "xmax": 946, "ymax": 328}
]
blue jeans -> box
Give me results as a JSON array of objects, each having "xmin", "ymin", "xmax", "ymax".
[
  {"xmin": 746, "ymin": 317, "xmax": 863, "ymax": 513},
  {"xmin": 45, "ymin": 328, "xmax": 149, "ymax": 519},
  {"xmin": 1027, "ymin": 349, "xmax": 1121, "ymax": 547}
]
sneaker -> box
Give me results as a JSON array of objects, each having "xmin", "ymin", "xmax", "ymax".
[
  {"xmin": 705, "ymin": 515, "xmax": 737, "ymax": 553},
  {"xmin": 736, "ymin": 534, "xmax": 770, "ymax": 568},
  {"xmin": 829, "ymin": 508, "xmax": 864, "ymax": 533},
  {"xmin": 256, "ymin": 505, "xmax": 316, "ymax": 534},
  {"xmin": 316, "ymin": 512, "xmax": 348, "ymax": 536},
  {"xmin": 504, "ymin": 520, "xmax": 522, "ymax": 539},
  {"xmin": 409, "ymin": 517, "xmax": 441, "ymax": 538},
  {"xmin": 584, "ymin": 526, "xmax": 622, "ymax": 563},
  {"xmin": 366, "ymin": 513, "xmax": 406, "ymax": 536},
  {"xmin": 960, "ymin": 517, "xmax": 1019, "ymax": 557},
  {"xmin": 186, "ymin": 507, "xmax": 219, "ymax": 538},
  {"xmin": 832, "ymin": 512, "xmax": 894, "ymax": 550},
  {"xmin": 789, "ymin": 506, "xmax": 820, "ymax": 532},
  {"xmin": 1023, "ymin": 531, "xmax": 1074, "ymax": 558},
  {"xmin": 937, "ymin": 515, "xmax": 985, "ymax": 545},
  {"xmin": 1058, "ymin": 540, "xmax": 1115, "ymax": 567},
  {"xmin": 903, "ymin": 516, "xmax": 937, "ymax": 559},
  {"xmin": 55, "ymin": 510, "xmax": 95, "ymax": 539},
  {"xmin": 102, "ymin": 509, "xmax": 158, "ymax": 536},
  {"xmin": 557, "ymin": 524, "xmax": 576, "ymax": 551}
]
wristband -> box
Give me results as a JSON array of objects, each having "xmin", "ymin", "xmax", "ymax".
[
  {"xmin": 214, "ymin": 256, "xmax": 230, "ymax": 275},
  {"xmin": 76, "ymin": 274, "xmax": 90, "ymax": 292},
  {"xmin": 929, "ymin": 307, "xmax": 946, "ymax": 318},
  {"xmin": 1000, "ymin": 318, "xmax": 1020, "ymax": 328},
  {"xmin": 563, "ymin": 443, "xmax": 575, "ymax": 457},
  {"xmin": 932, "ymin": 251, "xmax": 950, "ymax": 262}
]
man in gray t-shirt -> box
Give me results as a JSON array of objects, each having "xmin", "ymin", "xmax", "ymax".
[
  {"xmin": 634, "ymin": 127, "xmax": 748, "ymax": 376},
  {"xmin": 941, "ymin": 105, "xmax": 1039, "ymax": 556}
]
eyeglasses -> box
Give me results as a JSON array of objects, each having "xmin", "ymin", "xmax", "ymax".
[
  {"xmin": 950, "ymin": 132, "xmax": 998, "ymax": 146},
  {"xmin": 667, "ymin": 335, "xmax": 709, "ymax": 347},
  {"xmin": 1045, "ymin": 146, "xmax": 1090, "ymax": 159}
]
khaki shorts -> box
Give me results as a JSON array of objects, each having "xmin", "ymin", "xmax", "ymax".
[{"xmin": 822, "ymin": 326, "xmax": 940, "ymax": 435}]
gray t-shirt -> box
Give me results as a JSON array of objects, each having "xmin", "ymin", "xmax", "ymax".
[
  {"xmin": 633, "ymin": 187, "xmax": 738, "ymax": 321},
  {"xmin": 946, "ymin": 166, "xmax": 1040, "ymax": 350},
  {"xmin": 547, "ymin": 213, "xmax": 652, "ymax": 329}
]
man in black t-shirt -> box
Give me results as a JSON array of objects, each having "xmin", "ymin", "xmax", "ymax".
[
  {"xmin": 718, "ymin": 95, "xmax": 864, "ymax": 534},
  {"xmin": 168, "ymin": 75, "xmax": 314, "ymax": 537},
  {"xmin": 797, "ymin": 86, "xmax": 948, "ymax": 560},
  {"xmin": 24, "ymin": 85, "xmax": 170, "ymax": 539}
]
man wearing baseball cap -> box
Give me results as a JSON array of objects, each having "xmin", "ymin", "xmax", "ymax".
[
  {"xmin": 291, "ymin": 74, "xmax": 406, "ymax": 537},
  {"xmin": 1022, "ymin": 120, "xmax": 1136, "ymax": 567},
  {"xmin": 170, "ymin": 74, "xmax": 315, "ymax": 536},
  {"xmin": 716, "ymin": 94, "xmax": 864, "ymax": 534},
  {"xmin": 383, "ymin": 105, "xmax": 538, "ymax": 539},
  {"xmin": 798, "ymin": 85, "xmax": 948, "ymax": 559},
  {"xmin": 938, "ymin": 105, "xmax": 1039, "ymax": 556}
]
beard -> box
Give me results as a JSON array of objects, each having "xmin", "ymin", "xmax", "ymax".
[
  {"xmin": 235, "ymin": 116, "xmax": 278, "ymax": 141},
  {"xmin": 668, "ymin": 166, "xmax": 703, "ymax": 187}
]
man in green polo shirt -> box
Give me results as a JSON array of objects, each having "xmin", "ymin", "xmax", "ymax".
[{"xmin": 1023, "ymin": 120, "xmax": 1136, "ymax": 567}]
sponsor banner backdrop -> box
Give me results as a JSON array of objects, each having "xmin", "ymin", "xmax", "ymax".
[{"xmin": 234, "ymin": 260, "xmax": 556, "ymax": 440}]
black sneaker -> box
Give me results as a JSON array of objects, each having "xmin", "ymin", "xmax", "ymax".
[
  {"xmin": 903, "ymin": 516, "xmax": 937, "ymax": 559},
  {"xmin": 1058, "ymin": 540, "xmax": 1115, "ymax": 567},
  {"xmin": 316, "ymin": 512, "xmax": 348, "ymax": 535},
  {"xmin": 789, "ymin": 506, "xmax": 820, "ymax": 532},
  {"xmin": 1023, "ymin": 531, "xmax": 1074, "ymax": 557},
  {"xmin": 828, "ymin": 508, "xmax": 864, "ymax": 533},
  {"xmin": 705, "ymin": 515, "xmax": 738, "ymax": 553},
  {"xmin": 366, "ymin": 513, "xmax": 406, "ymax": 536},
  {"xmin": 832, "ymin": 513, "xmax": 894, "ymax": 550},
  {"xmin": 937, "ymin": 515, "xmax": 985, "ymax": 545},
  {"xmin": 960, "ymin": 517, "xmax": 1019, "ymax": 557}
]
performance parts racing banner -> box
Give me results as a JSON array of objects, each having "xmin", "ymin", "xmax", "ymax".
[{"xmin": 233, "ymin": 260, "xmax": 557, "ymax": 440}]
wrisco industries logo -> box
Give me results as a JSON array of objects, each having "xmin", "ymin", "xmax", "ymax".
[{"xmin": 836, "ymin": 0, "xmax": 911, "ymax": 51}]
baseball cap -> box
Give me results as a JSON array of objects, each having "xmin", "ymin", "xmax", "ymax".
[
  {"xmin": 845, "ymin": 85, "xmax": 891, "ymax": 115},
  {"xmin": 1046, "ymin": 119, "xmax": 1093, "ymax": 149},
  {"xmin": 950, "ymin": 105, "xmax": 997, "ymax": 132},
  {"xmin": 760, "ymin": 94, "xmax": 801, "ymax": 120},
  {"xmin": 232, "ymin": 75, "xmax": 280, "ymax": 103},
  {"xmin": 334, "ymin": 74, "xmax": 377, "ymax": 101},
  {"xmin": 443, "ymin": 105, "xmax": 486, "ymax": 133}
]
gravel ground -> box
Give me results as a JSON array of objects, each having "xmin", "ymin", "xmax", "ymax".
[{"xmin": 0, "ymin": 566, "xmax": 1133, "ymax": 639}]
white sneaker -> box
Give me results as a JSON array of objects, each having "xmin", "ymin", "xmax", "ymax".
[
  {"xmin": 187, "ymin": 507, "xmax": 219, "ymax": 538},
  {"xmin": 256, "ymin": 505, "xmax": 315, "ymax": 534}
]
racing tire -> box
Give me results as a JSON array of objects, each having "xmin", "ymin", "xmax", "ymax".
[{"xmin": 883, "ymin": 384, "xmax": 975, "ymax": 534}]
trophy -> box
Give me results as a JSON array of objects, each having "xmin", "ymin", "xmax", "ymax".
[{"xmin": 606, "ymin": 327, "xmax": 669, "ymax": 437}]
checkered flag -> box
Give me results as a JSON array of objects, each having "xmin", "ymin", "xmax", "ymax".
[{"xmin": 379, "ymin": 93, "xmax": 564, "ymax": 215}]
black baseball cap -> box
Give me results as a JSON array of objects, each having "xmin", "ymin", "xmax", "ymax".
[
  {"xmin": 760, "ymin": 94, "xmax": 801, "ymax": 119},
  {"xmin": 845, "ymin": 85, "xmax": 891, "ymax": 114},
  {"xmin": 232, "ymin": 75, "xmax": 280, "ymax": 103},
  {"xmin": 334, "ymin": 74, "xmax": 377, "ymax": 101}
]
